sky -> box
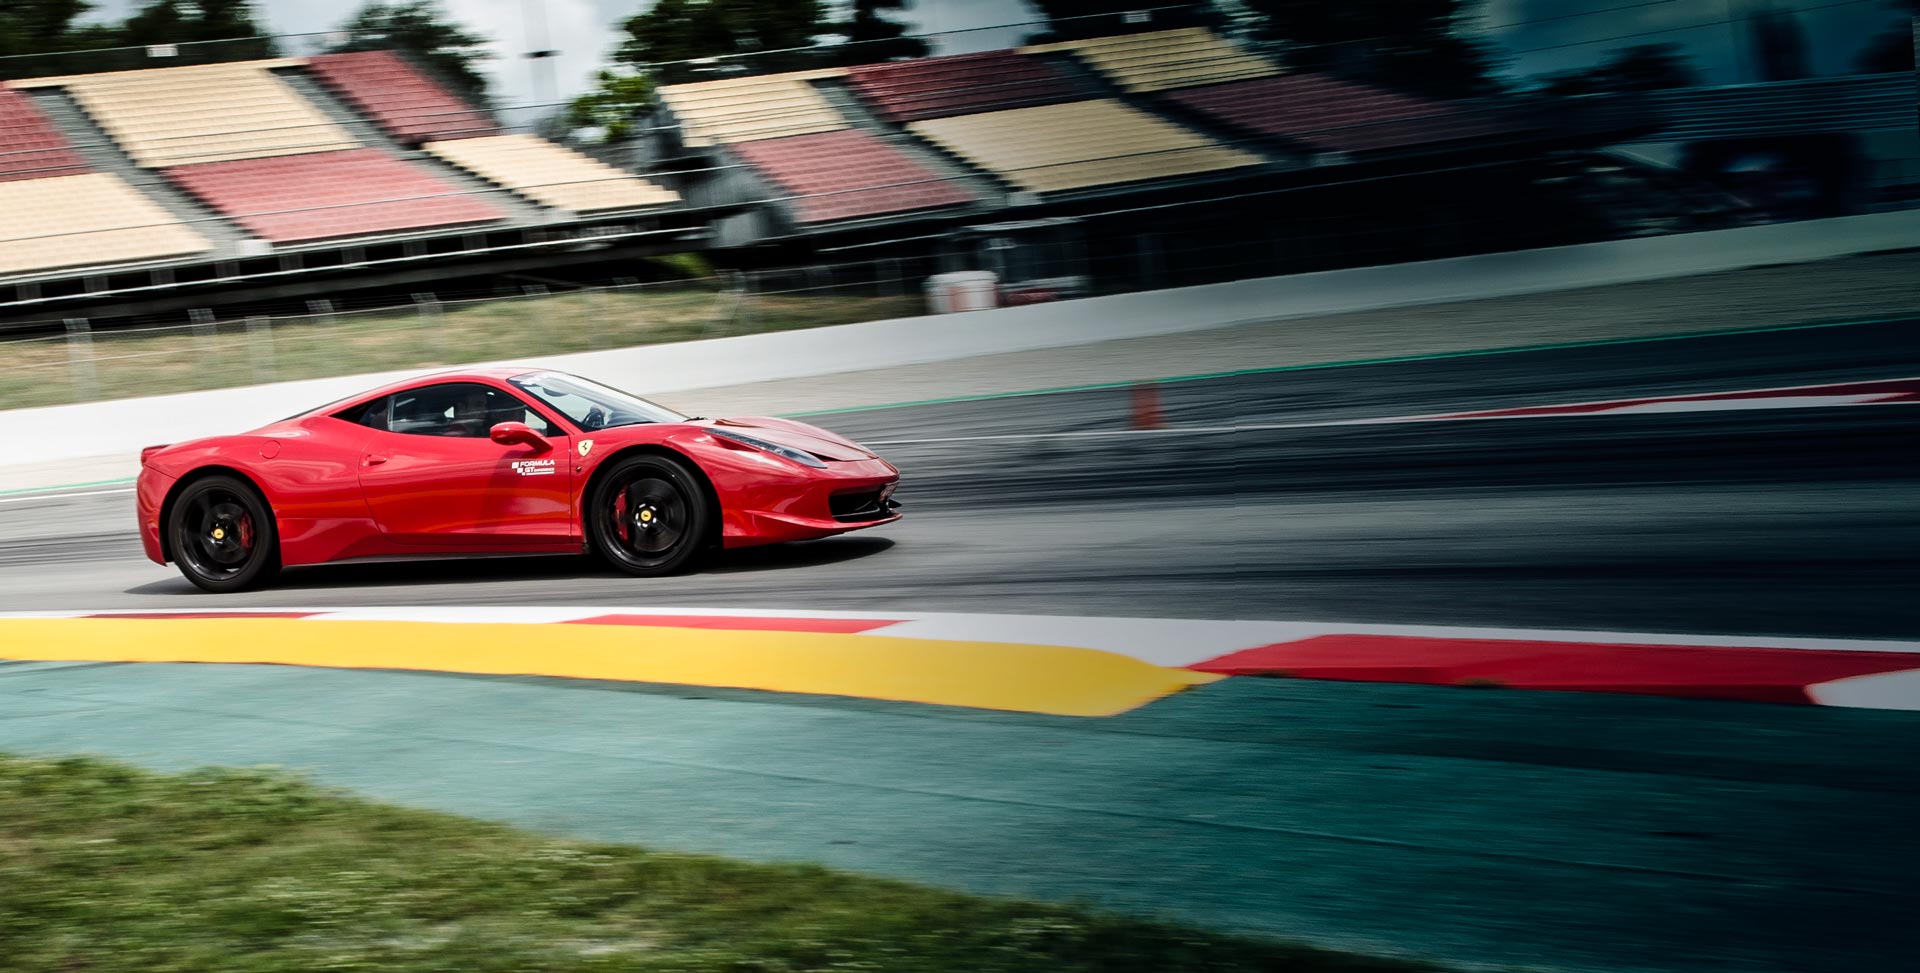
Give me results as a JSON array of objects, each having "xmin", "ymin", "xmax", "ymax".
[{"xmin": 79, "ymin": 0, "xmax": 1913, "ymax": 110}]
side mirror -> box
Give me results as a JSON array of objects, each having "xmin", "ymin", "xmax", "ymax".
[{"xmin": 490, "ymin": 422, "xmax": 551, "ymax": 452}]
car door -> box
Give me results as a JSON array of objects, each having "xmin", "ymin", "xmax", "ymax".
[{"xmin": 353, "ymin": 382, "xmax": 575, "ymax": 547}]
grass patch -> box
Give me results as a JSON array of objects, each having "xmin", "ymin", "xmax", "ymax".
[
  {"xmin": 0, "ymin": 286, "xmax": 925, "ymax": 410},
  {"xmin": 0, "ymin": 754, "xmax": 1439, "ymax": 972}
]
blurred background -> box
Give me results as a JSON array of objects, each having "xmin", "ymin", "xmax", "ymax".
[{"xmin": 0, "ymin": 0, "xmax": 1914, "ymax": 405}]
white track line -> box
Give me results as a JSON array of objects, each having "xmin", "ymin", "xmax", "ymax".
[{"xmin": 0, "ymin": 487, "xmax": 137, "ymax": 505}]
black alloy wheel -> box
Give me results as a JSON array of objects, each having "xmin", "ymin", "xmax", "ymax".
[
  {"xmin": 588, "ymin": 454, "xmax": 712, "ymax": 576},
  {"xmin": 168, "ymin": 474, "xmax": 280, "ymax": 592}
]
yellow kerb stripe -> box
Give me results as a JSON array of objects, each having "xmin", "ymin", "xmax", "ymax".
[{"xmin": 0, "ymin": 619, "xmax": 1219, "ymax": 718}]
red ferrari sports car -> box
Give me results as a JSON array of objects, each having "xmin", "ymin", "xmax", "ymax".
[{"xmin": 136, "ymin": 368, "xmax": 901, "ymax": 591}]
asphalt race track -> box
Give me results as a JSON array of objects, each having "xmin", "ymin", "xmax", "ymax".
[
  {"xmin": 2, "ymin": 316, "xmax": 1918, "ymax": 973},
  {"xmin": 3, "ymin": 316, "xmax": 1918, "ymax": 636}
]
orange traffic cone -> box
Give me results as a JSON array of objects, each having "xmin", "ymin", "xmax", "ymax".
[{"xmin": 1130, "ymin": 382, "xmax": 1164, "ymax": 430}]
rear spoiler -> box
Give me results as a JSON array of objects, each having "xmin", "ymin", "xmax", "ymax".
[{"xmin": 140, "ymin": 444, "xmax": 170, "ymax": 466}]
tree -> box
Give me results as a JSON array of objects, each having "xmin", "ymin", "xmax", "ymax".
[
  {"xmin": 117, "ymin": 0, "xmax": 275, "ymax": 60},
  {"xmin": 827, "ymin": 0, "xmax": 927, "ymax": 65},
  {"xmin": 0, "ymin": 0, "xmax": 94, "ymax": 55},
  {"xmin": 1024, "ymin": 1, "xmax": 1208, "ymax": 44},
  {"xmin": 615, "ymin": 0, "xmax": 829, "ymax": 84},
  {"xmin": 566, "ymin": 68, "xmax": 653, "ymax": 140},
  {"xmin": 1855, "ymin": 28, "xmax": 1915, "ymax": 73},
  {"xmin": 330, "ymin": 2, "xmax": 492, "ymax": 105},
  {"xmin": 1543, "ymin": 44, "xmax": 1701, "ymax": 97},
  {"xmin": 121, "ymin": 0, "xmax": 264, "ymax": 42},
  {"xmin": 1746, "ymin": 5, "xmax": 1810, "ymax": 82},
  {"xmin": 0, "ymin": 0, "xmax": 275, "ymax": 75},
  {"xmin": 1853, "ymin": 2, "xmax": 1914, "ymax": 74},
  {"xmin": 1243, "ymin": 0, "xmax": 1503, "ymax": 99},
  {"xmin": 0, "ymin": 0, "xmax": 123, "ymax": 75}
]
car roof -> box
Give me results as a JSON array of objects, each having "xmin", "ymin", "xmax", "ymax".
[{"xmin": 293, "ymin": 366, "xmax": 552, "ymax": 419}]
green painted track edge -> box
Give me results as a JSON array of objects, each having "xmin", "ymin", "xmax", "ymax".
[{"xmin": 0, "ymin": 477, "xmax": 136, "ymax": 497}]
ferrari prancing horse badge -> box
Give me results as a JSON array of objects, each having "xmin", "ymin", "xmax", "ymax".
[{"xmin": 578, "ymin": 440, "xmax": 594, "ymax": 457}]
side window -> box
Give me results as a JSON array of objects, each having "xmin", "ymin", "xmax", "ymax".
[
  {"xmin": 385, "ymin": 383, "xmax": 556, "ymax": 438},
  {"xmin": 335, "ymin": 397, "xmax": 391, "ymax": 430}
]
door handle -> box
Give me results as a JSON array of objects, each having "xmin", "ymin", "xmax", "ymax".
[{"xmin": 364, "ymin": 455, "xmax": 388, "ymax": 466}]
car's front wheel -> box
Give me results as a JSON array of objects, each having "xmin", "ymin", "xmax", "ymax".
[
  {"xmin": 168, "ymin": 474, "xmax": 281, "ymax": 593},
  {"xmin": 588, "ymin": 454, "xmax": 712, "ymax": 577}
]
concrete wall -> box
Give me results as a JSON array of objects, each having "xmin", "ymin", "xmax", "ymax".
[{"xmin": 14, "ymin": 208, "xmax": 1919, "ymax": 470}]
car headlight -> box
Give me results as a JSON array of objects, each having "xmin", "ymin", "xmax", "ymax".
[{"xmin": 709, "ymin": 429, "xmax": 828, "ymax": 469}]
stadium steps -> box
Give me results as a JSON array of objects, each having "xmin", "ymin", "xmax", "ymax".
[
  {"xmin": 25, "ymin": 88, "xmax": 250, "ymax": 259},
  {"xmin": 279, "ymin": 71, "xmax": 552, "ymax": 228}
]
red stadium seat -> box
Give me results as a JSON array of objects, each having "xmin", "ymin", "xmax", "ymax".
[
  {"xmin": 306, "ymin": 50, "xmax": 499, "ymax": 145},
  {"xmin": 1162, "ymin": 75, "xmax": 1529, "ymax": 154},
  {"xmin": 164, "ymin": 148, "xmax": 505, "ymax": 244},
  {"xmin": 0, "ymin": 87, "xmax": 90, "ymax": 182},
  {"xmin": 729, "ymin": 129, "xmax": 973, "ymax": 223},
  {"xmin": 845, "ymin": 51, "xmax": 1085, "ymax": 123}
]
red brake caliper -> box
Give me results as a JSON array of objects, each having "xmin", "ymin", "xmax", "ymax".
[
  {"xmin": 613, "ymin": 491, "xmax": 630, "ymax": 543},
  {"xmin": 237, "ymin": 514, "xmax": 254, "ymax": 550}
]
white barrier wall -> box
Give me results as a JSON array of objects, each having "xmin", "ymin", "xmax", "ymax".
[{"xmin": 13, "ymin": 208, "xmax": 1920, "ymax": 470}]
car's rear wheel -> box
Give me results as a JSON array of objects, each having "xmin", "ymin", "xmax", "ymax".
[
  {"xmin": 588, "ymin": 454, "xmax": 712, "ymax": 577},
  {"xmin": 168, "ymin": 474, "xmax": 280, "ymax": 593}
]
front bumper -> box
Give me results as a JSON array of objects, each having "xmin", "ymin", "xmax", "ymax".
[{"xmin": 716, "ymin": 455, "xmax": 902, "ymax": 548}]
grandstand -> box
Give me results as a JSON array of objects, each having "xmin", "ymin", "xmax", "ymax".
[
  {"xmin": 641, "ymin": 24, "xmax": 1592, "ymax": 257},
  {"xmin": 0, "ymin": 25, "xmax": 1611, "ymax": 324},
  {"xmin": 0, "ymin": 21, "xmax": 1906, "ymax": 333},
  {"xmin": 0, "ymin": 49, "xmax": 697, "ymax": 327}
]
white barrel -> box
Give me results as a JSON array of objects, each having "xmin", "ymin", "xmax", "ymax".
[{"xmin": 924, "ymin": 271, "xmax": 999, "ymax": 314}]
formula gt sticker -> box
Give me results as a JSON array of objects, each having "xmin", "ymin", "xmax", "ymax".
[{"xmin": 511, "ymin": 459, "xmax": 557, "ymax": 477}]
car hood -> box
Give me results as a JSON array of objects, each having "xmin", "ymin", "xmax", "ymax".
[{"xmin": 702, "ymin": 416, "xmax": 876, "ymax": 462}]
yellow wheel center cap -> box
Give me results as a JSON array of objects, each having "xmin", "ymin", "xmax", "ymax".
[
  {"xmin": 212, "ymin": 527, "xmax": 225, "ymax": 540},
  {"xmin": 639, "ymin": 510, "xmax": 653, "ymax": 522}
]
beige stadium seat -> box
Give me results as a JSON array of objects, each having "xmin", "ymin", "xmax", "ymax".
[
  {"xmin": 424, "ymin": 134, "xmax": 679, "ymax": 213},
  {"xmin": 30, "ymin": 59, "xmax": 358, "ymax": 167},
  {"xmin": 0, "ymin": 172, "xmax": 208, "ymax": 274},
  {"xmin": 656, "ymin": 68, "xmax": 847, "ymax": 146},
  {"xmin": 908, "ymin": 99, "xmax": 1261, "ymax": 193},
  {"xmin": 1024, "ymin": 27, "xmax": 1279, "ymax": 93}
]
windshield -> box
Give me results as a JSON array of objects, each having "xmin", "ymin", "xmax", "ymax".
[{"xmin": 509, "ymin": 372, "xmax": 687, "ymax": 431}]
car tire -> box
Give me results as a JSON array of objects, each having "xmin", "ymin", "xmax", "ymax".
[
  {"xmin": 167, "ymin": 474, "xmax": 281, "ymax": 593},
  {"xmin": 587, "ymin": 454, "xmax": 712, "ymax": 577}
]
